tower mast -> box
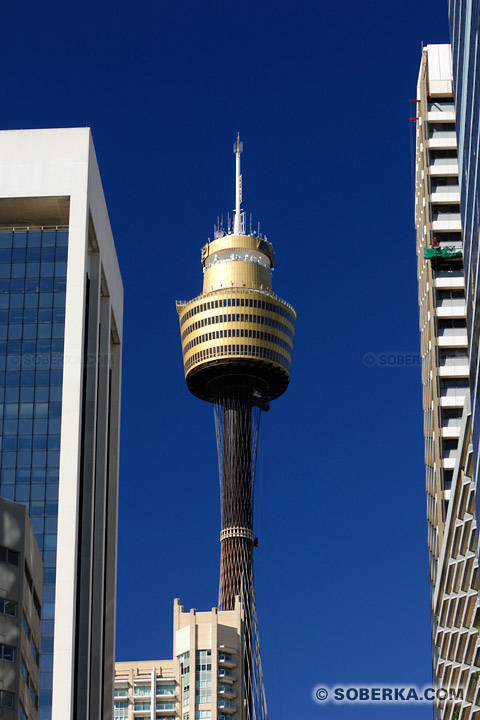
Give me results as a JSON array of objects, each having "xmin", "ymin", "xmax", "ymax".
[{"xmin": 233, "ymin": 132, "xmax": 243, "ymax": 235}]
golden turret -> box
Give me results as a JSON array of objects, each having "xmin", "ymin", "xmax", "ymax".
[{"xmin": 176, "ymin": 139, "xmax": 296, "ymax": 403}]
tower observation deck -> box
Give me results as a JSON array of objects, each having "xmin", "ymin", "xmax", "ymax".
[{"xmin": 177, "ymin": 136, "xmax": 296, "ymax": 720}]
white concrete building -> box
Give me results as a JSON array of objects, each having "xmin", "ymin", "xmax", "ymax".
[
  {"xmin": 0, "ymin": 128, "xmax": 123, "ymax": 720},
  {"xmin": 415, "ymin": 46, "xmax": 480, "ymax": 718}
]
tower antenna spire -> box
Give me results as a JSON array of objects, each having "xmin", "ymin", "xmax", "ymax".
[{"xmin": 233, "ymin": 132, "xmax": 243, "ymax": 235}]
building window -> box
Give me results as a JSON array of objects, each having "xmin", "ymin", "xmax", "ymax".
[
  {"xmin": 195, "ymin": 650, "xmax": 211, "ymax": 705},
  {"xmin": 195, "ymin": 650, "xmax": 211, "ymax": 672},
  {"xmin": 114, "ymin": 700, "xmax": 128, "ymax": 719},
  {"xmin": 156, "ymin": 702, "xmax": 175, "ymax": 710},
  {"xmin": 33, "ymin": 590, "xmax": 41, "ymax": 619},
  {"xmin": 156, "ymin": 684, "xmax": 175, "ymax": 696},
  {"xmin": 25, "ymin": 562, "xmax": 33, "ymax": 590},
  {"xmin": 134, "ymin": 701, "xmax": 150, "ymax": 711},
  {"xmin": 21, "ymin": 655, "xmax": 29, "ymax": 683},
  {"xmin": 0, "ymin": 545, "xmax": 19, "ymax": 565},
  {"xmin": 195, "ymin": 712, "xmax": 211, "ymax": 719},
  {"xmin": 114, "ymin": 688, "xmax": 128, "ymax": 697},
  {"xmin": 179, "ymin": 652, "xmax": 190, "ymax": 674},
  {"xmin": 31, "ymin": 638, "xmax": 39, "ymax": 665},
  {"xmin": 22, "ymin": 613, "xmax": 31, "ymax": 638},
  {"xmin": 218, "ymin": 698, "xmax": 233, "ymax": 708},
  {"xmin": 29, "ymin": 680, "xmax": 38, "ymax": 709},
  {"xmin": 133, "ymin": 685, "xmax": 150, "ymax": 696},
  {"xmin": 0, "ymin": 598, "xmax": 16, "ymax": 616},
  {"xmin": 0, "ymin": 690, "xmax": 14, "ymax": 708},
  {"xmin": 0, "ymin": 643, "xmax": 15, "ymax": 662}
]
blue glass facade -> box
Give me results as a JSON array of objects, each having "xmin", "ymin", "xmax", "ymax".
[{"xmin": 0, "ymin": 228, "xmax": 68, "ymax": 720}]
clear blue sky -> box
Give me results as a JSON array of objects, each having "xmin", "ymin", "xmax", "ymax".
[{"xmin": 1, "ymin": 1, "xmax": 452, "ymax": 717}]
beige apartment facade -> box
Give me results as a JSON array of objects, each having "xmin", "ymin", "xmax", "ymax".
[
  {"xmin": 0, "ymin": 497, "xmax": 43, "ymax": 720},
  {"xmin": 415, "ymin": 44, "xmax": 480, "ymax": 719},
  {"xmin": 115, "ymin": 598, "xmax": 244, "ymax": 720}
]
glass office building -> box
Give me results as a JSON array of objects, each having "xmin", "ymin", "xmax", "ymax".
[
  {"xmin": 0, "ymin": 227, "xmax": 68, "ymax": 716},
  {"xmin": 0, "ymin": 128, "xmax": 123, "ymax": 720}
]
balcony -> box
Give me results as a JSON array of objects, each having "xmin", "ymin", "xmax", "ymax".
[
  {"xmin": 133, "ymin": 703, "xmax": 151, "ymax": 715},
  {"xmin": 437, "ymin": 335, "xmax": 468, "ymax": 348},
  {"xmin": 434, "ymin": 272, "xmax": 465, "ymax": 290},
  {"xmin": 218, "ymin": 701, "xmax": 237, "ymax": 714},
  {"xmin": 441, "ymin": 426, "xmax": 461, "ymax": 439},
  {"xmin": 427, "ymin": 110, "xmax": 455, "ymax": 123},
  {"xmin": 431, "ymin": 190, "xmax": 460, "ymax": 204},
  {"xmin": 438, "ymin": 365, "xmax": 469, "ymax": 379},
  {"xmin": 429, "ymin": 162, "xmax": 458, "ymax": 177},
  {"xmin": 218, "ymin": 669, "xmax": 236, "ymax": 684},
  {"xmin": 432, "ymin": 219, "xmax": 462, "ymax": 232},
  {"xmin": 218, "ymin": 686, "xmax": 236, "ymax": 699},
  {"xmin": 428, "ymin": 137, "xmax": 457, "ymax": 150},
  {"xmin": 442, "ymin": 458, "xmax": 457, "ymax": 471},
  {"xmin": 218, "ymin": 654, "xmax": 236, "ymax": 668},
  {"xmin": 155, "ymin": 702, "xmax": 176, "ymax": 714},
  {"xmin": 436, "ymin": 305, "xmax": 466, "ymax": 319},
  {"xmin": 218, "ymin": 645, "xmax": 237, "ymax": 654},
  {"xmin": 440, "ymin": 395, "xmax": 467, "ymax": 408}
]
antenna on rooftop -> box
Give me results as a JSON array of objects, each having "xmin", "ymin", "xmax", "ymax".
[{"xmin": 233, "ymin": 133, "xmax": 244, "ymax": 234}]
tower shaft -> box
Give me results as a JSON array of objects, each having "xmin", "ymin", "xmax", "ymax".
[{"xmin": 217, "ymin": 385, "xmax": 254, "ymax": 610}]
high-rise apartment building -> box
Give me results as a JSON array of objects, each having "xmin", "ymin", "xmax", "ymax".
[
  {"xmin": 0, "ymin": 128, "xmax": 123, "ymax": 720},
  {"xmin": 415, "ymin": 45, "xmax": 480, "ymax": 718},
  {"xmin": 0, "ymin": 496, "xmax": 43, "ymax": 720},
  {"xmin": 114, "ymin": 599, "xmax": 244, "ymax": 720}
]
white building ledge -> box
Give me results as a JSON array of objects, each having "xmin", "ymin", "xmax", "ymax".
[
  {"xmin": 440, "ymin": 396, "xmax": 467, "ymax": 408},
  {"xmin": 436, "ymin": 307, "xmax": 466, "ymax": 319},
  {"xmin": 430, "ymin": 164, "xmax": 459, "ymax": 176},
  {"xmin": 442, "ymin": 458, "xmax": 457, "ymax": 469},
  {"xmin": 428, "ymin": 138, "xmax": 457, "ymax": 150},
  {"xmin": 432, "ymin": 220, "xmax": 462, "ymax": 231},
  {"xmin": 438, "ymin": 366, "xmax": 469, "ymax": 377},
  {"xmin": 441, "ymin": 427, "xmax": 461, "ymax": 438},
  {"xmin": 434, "ymin": 278, "xmax": 465, "ymax": 290},
  {"xmin": 437, "ymin": 336, "xmax": 468, "ymax": 347},
  {"xmin": 431, "ymin": 191, "xmax": 460, "ymax": 203},
  {"xmin": 428, "ymin": 111, "xmax": 456, "ymax": 122}
]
